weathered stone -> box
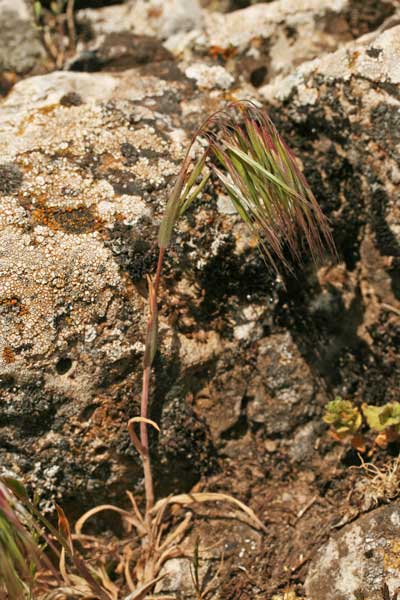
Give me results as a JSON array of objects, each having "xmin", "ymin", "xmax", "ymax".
[
  {"xmin": 246, "ymin": 333, "xmax": 321, "ymax": 436},
  {"xmin": 68, "ymin": 32, "xmax": 175, "ymax": 73},
  {"xmin": 305, "ymin": 504, "xmax": 400, "ymax": 600},
  {"xmin": 165, "ymin": 0, "xmax": 399, "ymax": 88},
  {"xmin": 0, "ymin": 2, "xmax": 399, "ymax": 557},
  {"xmin": 260, "ymin": 25, "xmax": 400, "ymax": 408},
  {"xmin": 78, "ymin": 0, "xmax": 204, "ymax": 40},
  {"xmin": 0, "ymin": 0, "xmax": 45, "ymax": 74},
  {"xmin": 0, "ymin": 67, "xmax": 226, "ymax": 508}
]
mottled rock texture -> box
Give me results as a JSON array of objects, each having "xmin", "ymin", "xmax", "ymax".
[
  {"xmin": 0, "ymin": 0, "xmax": 45, "ymax": 73},
  {"xmin": 78, "ymin": 0, "xmax": 400, "ymax": 88},
  {"xmin": 0, "ymin": 65, "xmax": 225, "ymax": 508},
  {"xmin": 0, "ymin": 0, "xmax": 400, "ymax": 594},
  {"xmin": 306, "ymin": 504, "xmax": 400, "ymax": 600},
  {"xmin": 163, "ymin": 0, "xmax": 399, "ymax": 87},
  {"xmin": 261, "ymin": 24, "xmax": 400, "ymax": 408}
]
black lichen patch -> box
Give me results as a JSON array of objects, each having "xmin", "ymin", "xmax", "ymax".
[
  {"xmin": 60, "ymin": 91, "xmax": 84, "ymax": 107},
  {"xmin": 70, "ymin": 32, "xmax": 174, "ymax": 73},
  {"xmin": 120, "ymin": 142, "xmax": 139, "ymax": 165},
  {"xmin": 370, "ymin": 102, "xmax": 400, "ymax": 159},
  {"xmin": 104, "ymin": 168, "xmax": 148, "ymax": 195},
  {"xmin": 370, "ymin": 185, "xmax": 400, "ymax": 258},
  {"xmin": 105, "ymin": 221, "xmax": 159, "ymax": 283},
  {"xmin": 156, "ymin": 394, "xmax": 218, "ymax": 496},
  {"xmin": 0, "ymin": 381, "xmax": 68, "ymax": 435},
  {"xmin": 366, "ymin": 46, "xmax": 382, "ymax": 58},
  {"xmin": 0, "ymin": 163, "xmax": 23, "ymax": 195}
]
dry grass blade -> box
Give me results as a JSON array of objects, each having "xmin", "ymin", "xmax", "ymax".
[
  {"xmin": 128, "ymin": 417, "xmax": 161, "ymax": 458},
  {"xmin": 151, "ymin": 492, "xmax": 267, "ymax": 533},
  {"xmin": 122, "ymin": 574, "xmax": 166, "ymax": 600},
  {"xmin": 75, "ymin": 504, "xmax": 146, "ymax": 537}
]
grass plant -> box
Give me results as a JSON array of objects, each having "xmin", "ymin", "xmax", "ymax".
[{"xmin": 1, "ymin": 100, "xmax": 334, "ymax": 599}]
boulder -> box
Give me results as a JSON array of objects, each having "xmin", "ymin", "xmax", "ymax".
[
  {"xmin": 261, "ymin": 24, "xmax": 400, "ymax": 408},
  {"xmin": 0, "ymin": 0, "xmax": 45, "ymax": 74},
  {"xmin": 0, "ymin": 0, "xmax": 399, "ymax": 543},
  {"xmin": 78, "ymin": 0, "xmax": 204, "ymax": 39},
  {"xmin": 165, "ymin": 0, "xmax": 399, "ymax": 88},
  {"xmin": 0, "ymin": 66, "xmax": 227, "ymax": 508},
  {"xmin": 305, "ymin": 504, "xmax": 400, "ymax": 600},
  {"xmin": 77, "ymin": 0, "xmax": 399, "ymax": 89}
]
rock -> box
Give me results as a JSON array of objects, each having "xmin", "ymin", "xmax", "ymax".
[
  {"xmin": 68, "ymin": 32, "xmax": 175, "ymax": 73},
  {"xmin": 185, "ymin": 62, "xmax": 234, "ymax": 89},
  {"xmin": 288, "ymin": 421, "xmax": 321, "ymax": 463},
  {"xmin": 260, "ymin": 24, "xmax": 400, "ymax": 408},
  {"xmin": 78, "ymin": 0, "xmax": 204, "ymax": 40},
  {"xmin": 246, "ymin": 333, "xmax": 323, "ymax": 436},
  {"xmin": 165, "ymin": 0, "xmax": 399, "ymax": 88},
  {"xmin": 1, "ymin": 0, "xmax": 400, "ymax": 525},
  {"xmin": 0, "ymin": 66, "xmax": 225, "ymax": 508},
  {"xmin": 305, "ymin": 504, "xmax": 400, "ymax": 600},
  {"xmin": 0, "ymin": 0, "xmax": 45, "ymax": 73}
]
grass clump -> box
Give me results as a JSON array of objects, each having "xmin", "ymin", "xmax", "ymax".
[{"xmin": 1, "ymin": 100, "xmax": 334, "ymax": 599}]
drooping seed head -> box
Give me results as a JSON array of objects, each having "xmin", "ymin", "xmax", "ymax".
[{"xmin": 159, "ymin": 100, "xmax": 336, "ymax": 273}]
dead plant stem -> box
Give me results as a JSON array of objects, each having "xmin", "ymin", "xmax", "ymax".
[{"xmin": 140, "ymin": 246, "xmax": 165, "ymax": 513}]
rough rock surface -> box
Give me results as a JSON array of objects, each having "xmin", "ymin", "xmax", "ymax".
[
  {"xmin": 79, "ymin": 0, "xmax": 204, "ymax": 39},
  {"xmin": 80, "ymin": 0, "xmax": 400, "ymax": 89},
  {"xmin": 0, "ymin": 65, "xmax": 226, "ymax": 508},
  {"xmin": 261, "ymin": 24, "xmax": 400, "ymax": 408},
  {"xmin": 1, "ymin": 0, "xmax": 400, "ymax": 596},
  {"xmin": 306, "ymin": 504, "xmax": 400, "ymax": 600},
  {"xmin": 170, "ymin": 0, "xmax": 399, "ymax": 87},
  {"xmin": 0, "ymin": 0, "xmax": 45, "ymax": 74}
]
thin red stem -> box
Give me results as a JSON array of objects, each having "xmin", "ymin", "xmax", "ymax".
[{"xmin": 140, "ymin": 246, "xmax": 165, "ymax": 513}]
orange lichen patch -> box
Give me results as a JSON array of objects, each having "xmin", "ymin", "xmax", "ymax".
[
  {"xmin": 2, "ymin": 346, "xmax": 15, "ymax": 364},
  {"xmin": 17, "ymin": 104, "xmax": 59, "ymax": 137},
  {"xmin": 18, "ymin": 184, "xmax": 104, "ymax": 233},
  {"xmin": 30, "ymin": 205, "xmax": 103, "ymax": 234},
  {"xmin": 209, "ymin": 45, "xmax": 238, "ymax": 61},
  {"xmin": 96, "ymin": 151, "xmax": 122, "ymax": 172},
  {"xmin": 0, "ymin": 297, "xmax": 29, "ymax": 317},
  {"xmin": 384, "ymin": 540, "xmax": 400, "ymax": 572},
  {"xmin": 348, "ymin": 50, "xmax": 360, "ymax": 68},
  {"xmin": 147, "ymin": 6, "xmax": 163, "ymax": 18},
  {"xmin": 0, "ymin": 297, "xmax": 19, "ymax": 309}
]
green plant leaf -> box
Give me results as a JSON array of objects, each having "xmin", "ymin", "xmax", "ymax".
[
  {"xmin": 34, "ymin": 1, "xmax": 42, "ymax": 19},
  {"xmin": 362, "ymin": 402, "xmax": 400, "ymax": 433},
  {"xmin": 2, "ymin": 478, "xmax": 29, "ymax": 502},
  {"xmin": 323, "ymin": 397, "xmax": 362, "ymax": 438}
]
